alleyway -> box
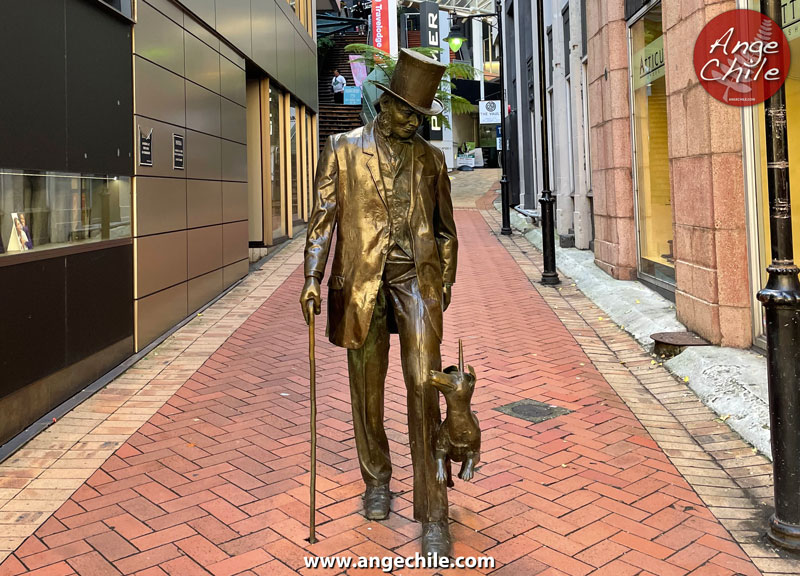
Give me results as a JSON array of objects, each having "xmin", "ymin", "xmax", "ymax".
[{"xmin": 0, "ymin": 172, "xmax": 794, "ymax": 576}]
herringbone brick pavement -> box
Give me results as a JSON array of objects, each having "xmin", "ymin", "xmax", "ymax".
[{"xmin": 0, "ymin": 192, "xmax": 766, "ymax": 575}]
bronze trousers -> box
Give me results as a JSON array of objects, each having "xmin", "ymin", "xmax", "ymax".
[{"xmin": 347, "ymin": 260, "xmax": 448, "ymax": 523}]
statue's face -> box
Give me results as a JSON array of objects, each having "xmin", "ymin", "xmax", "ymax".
[{"xmin": 385, "ymin": 97, "xmax": 424, "ymax": 140}]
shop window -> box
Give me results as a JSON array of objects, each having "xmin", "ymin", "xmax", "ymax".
[
  {"xmin": 580, "ymin": 0, "xmax": 588, "ymax": 57},
  {"xmin": 306, "ymin": 110, "xmax": 314, "ymax": 219},
  {"xmin": 751, "ymin": 0, "xmax": 800, "ymax": 339},
  {"xmin": 562, "ymin": 7, "xmax": 570, "ymax": 77},
  {"xmin": 630, "ymin": 3, "xmax": 674, "ymax": 286},
  {"xmin": 0, "ymin": 171, "xmax": 131, "ymax": 258},
  {"xmin": 270, "ymin": 86, "xmax": 285, "ymax": 241},
  {"xmin": 291, "ymin": 100, "xmax": 302, "ymax": 227},
  {"xmin": 97, "ymin": 0, "xmax": 133, "ymax": 19}
]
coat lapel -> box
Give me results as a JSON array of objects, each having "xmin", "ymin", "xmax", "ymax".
[
  {"xmin": 410, "ymin": 136, "xmax": 426, "ymax": 219},
  {"xmin": 362, "ymin": 123, "xmax": 388, "ymax": 208}
]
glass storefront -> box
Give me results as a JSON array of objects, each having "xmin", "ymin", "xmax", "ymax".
[
  {"xmin": 630, "ymin": 3, "xmax": 675, "ymax": 286},
  {"xmin": 0, "ymin": 171, "xmax": 131, "ymax": 258},
  {"xmin": 246, "ymin": 81, "xmax": 316, "ymax": 245},
  {"xmin": 306, "ymin": 110, "xmax": 313, "ymax": 218},
  {"xmin": 270, "ymin": 85, "xmax": 286, "ymax": 241},
  {"xmin": 747, "ymin": 0, "xmax": 800, "ymax": 341},
  {"xmin": 290, "ymin": 100, "xmax": 301, "ymax": 227}
]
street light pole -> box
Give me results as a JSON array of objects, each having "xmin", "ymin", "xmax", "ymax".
[
  {"xmin": 758, "ymin": 0, "xmax": 800, "ymax": 551},
  {"xmin": 535, "ymin": 0, "xmax": 559, "ymax": 285},
  {"xmin": 495, "ymin": 0, "xmax": 512, "ymax": 235}
]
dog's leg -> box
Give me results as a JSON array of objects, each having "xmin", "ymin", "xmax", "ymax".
[
  {"xmin": 434, "ymin": 450, "xmax": 448, "ymax": 484},
  {"xmin": 459, "ymin": 456, "xmax": 476, "ymax": 481}
]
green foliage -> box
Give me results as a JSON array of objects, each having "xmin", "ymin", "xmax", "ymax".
[
  {"xmin": 345, "ymin": 43, "xmax": 480, "ymax": 128},
  {"xmin": 318, "ymin": 36, "xmax": 336, "ymax": 50}
]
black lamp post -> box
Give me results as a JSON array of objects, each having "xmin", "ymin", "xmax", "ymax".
[
  {"xmin": 535, "ymin": 0, "xmax": 559, "ymax": 285},
  {"xmin": 445, "ymin": 2, "xmax": 512, "ymax": 235},
  {"xmin": 759, "ymin": 0, "xmax": 800, "ymax": 551}
]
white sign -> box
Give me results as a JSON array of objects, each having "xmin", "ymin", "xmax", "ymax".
[
  {"xmin": 479, "ymin": 100, "xmax": 502, "ymax": 124},
  {"xmin": 457, "ymin": 154, "xmax": 475, "ymax": 168}
]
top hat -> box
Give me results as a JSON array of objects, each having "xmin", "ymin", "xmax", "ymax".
[{"xmin": 373, "ymin": 48, "xmax": 446, "ymax": 116}]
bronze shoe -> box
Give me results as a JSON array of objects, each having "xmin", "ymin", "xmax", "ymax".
[
  {"xmin": 421, "ymin": 520, "xmax": 452, "ymax": 558},
  {"xmin": 363, "ymin": 484, "xmax": 390, "ymax": 520}
]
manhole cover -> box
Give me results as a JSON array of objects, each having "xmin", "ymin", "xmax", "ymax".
[
  {"xmin": 651, "ymin": 332, "xmax": 709, "ymax": 347},
  {"xmin": 651, "ymin": 331, "xmax": 710, "ymax": 358},
  {"xmin": 494, "ymin": 399, "xmax": 571, "ymax": 424}
]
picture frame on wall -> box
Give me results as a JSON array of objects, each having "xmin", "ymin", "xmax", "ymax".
[{"xmin": 9, "ymin": 213, "xmax": 32, "ymax": 252}]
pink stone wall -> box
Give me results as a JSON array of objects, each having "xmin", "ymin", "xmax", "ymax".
[
  {"xmin": 587, "ymin": 1, "xmax": 637, "ymax": 281},
  {"xmin": 662, "ymin": 0, "xmax": 752, "ymax": 348},
  {"xmin": 587, "ymin": 0, "xmax": 753, "ymax": 348}
]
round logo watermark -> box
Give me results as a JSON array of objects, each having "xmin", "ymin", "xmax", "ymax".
[{"xmin": 693, "ymin": 9, "xmax": 790, "ymax": 106}]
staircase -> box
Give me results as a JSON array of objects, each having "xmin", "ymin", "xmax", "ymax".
[{"xmin": 318, "ymin": 33, "xmax": 367, "ymax": 150}]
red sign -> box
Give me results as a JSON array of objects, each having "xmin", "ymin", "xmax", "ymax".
[
  {"xmin": 372, "ymin": 0, "xmax": 391, "ymax": 53},
  {"xmin": 694, "ymin": 9, "xmax": 790, "ymax": 106}
]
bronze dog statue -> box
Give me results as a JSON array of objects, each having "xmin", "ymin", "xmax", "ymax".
[{"xmin": 430, "ymin": 340, "xmax": 481, "ymax": 483}]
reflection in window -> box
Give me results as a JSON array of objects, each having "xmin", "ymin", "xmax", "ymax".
[
  {"xmin": 631, "ymin": 5, "xmax": 674, "ymax": 285},
  {"xmin": 291, "ymin": 101, "xmax": 301, "ymax": 226},
  {"xmin": 270, "ymin": 86, "xmax": 285, "ymax": 241},
  {"xmin": 306, "ymin": 111, "xmax": 314, "ymax": 218},
  {"xmin": 0, "ymin": 171, "xmax": 131, "ymax": 257},
  {"xmin": 97, "ymin": 0, "xmax": 133, "ymax": 18}
]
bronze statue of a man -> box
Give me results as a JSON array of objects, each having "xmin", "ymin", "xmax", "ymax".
[{"xmin": 300, "ymin": 49, "xmax": 457, "ymax": 556}]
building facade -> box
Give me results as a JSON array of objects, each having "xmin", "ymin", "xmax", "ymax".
[
  {"xmin": 508, "ymin": 0, "xmax": 796, "ymax": 350},
  {"xmin": 0, "ymin": 0, "xmax": 317, "ymax": 446}
]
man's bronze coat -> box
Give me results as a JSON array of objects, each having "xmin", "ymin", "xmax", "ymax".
[{"xmin": 304, "ymin": 122, "xmax": 458, "ymax": 349}]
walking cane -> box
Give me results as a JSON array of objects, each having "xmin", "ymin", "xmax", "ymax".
[{"xmin": 306, "ymin": 300, "xmax": 318, "ymax": 544}]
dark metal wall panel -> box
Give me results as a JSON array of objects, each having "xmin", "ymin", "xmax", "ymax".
[
  {"xmin": 65, "ymin": 245, "xmax": 133, "ymax": 364},
  {"xmin": 65, "ymin": 0, "xmax": 133, "ymax": 175},
  {"xmin": 0, "ymin": 244, "xmax": 134, "ymax": 401},
  {"xmin": 0, "ymin": 258, "xmax": 67, "ymax": 395},
  {"xmin": 215, "ymin": 0, "xmax": 252, "ymax": 59},
  {"xmin": 0, "ymin": 0, "xmax": 68, "ymax": 172},
  {"xmin": 276, "ymin": 5, "xmax": 297, "ymax": 93},
  {"xmin": 251, "ymin": 0, "xmax": 278, "ymax": 79}
]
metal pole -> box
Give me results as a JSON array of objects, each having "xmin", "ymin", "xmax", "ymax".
[
  {"xmin": 496, "ymin": 0, "xmax": 512, "ymax": 235},
  {"xmin": 759, "ymin": 0, "xmax": 800, "ymax": 550},
  {"xmin": 535, "ymin": 0, "xmax": 559, "ymax": 285},
  {"xmin": 307, "ymin": 300, "xmax": 319, "ymax": 544}
]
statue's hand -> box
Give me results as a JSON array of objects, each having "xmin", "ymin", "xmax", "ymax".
[
  {"xmin": 300, "ymin": 277, "xmax": 321, "ymax": 325},
  {"xmin": 443, "ymin": 285, "xmax": 453, "ymax": 312}
]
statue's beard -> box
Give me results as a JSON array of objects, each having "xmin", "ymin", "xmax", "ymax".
[{"xmin": 376, "ymin": 111, "xmax": 393, "ymax": 139}]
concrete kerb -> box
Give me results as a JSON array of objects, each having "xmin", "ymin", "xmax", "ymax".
[{"xmin": 502, "ymin": 203, "xmax": 772, "ymax": 459}]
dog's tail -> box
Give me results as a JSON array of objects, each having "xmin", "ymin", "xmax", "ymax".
[{"xmin": 459, "ymin": 339, "xmax": 464, "ymax": 374}]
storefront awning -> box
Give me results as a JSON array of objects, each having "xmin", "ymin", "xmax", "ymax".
[{"xmin": 316, "ymin": 13, "xmax": 368, "ymax": 36}]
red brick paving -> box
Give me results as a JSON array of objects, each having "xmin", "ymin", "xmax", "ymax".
[{"xmin": 0, "ymin": 209, "xmax": 761, "ymax": 575}]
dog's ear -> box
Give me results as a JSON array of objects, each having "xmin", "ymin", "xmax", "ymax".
[{"xmin": 468, "ymin": 365, "xmax": 476, "ymax": 379}]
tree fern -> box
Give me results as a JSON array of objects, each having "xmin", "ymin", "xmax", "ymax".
[{"xmin": 345, "ymin": 44, "xmax": 482, "ymax": 128}]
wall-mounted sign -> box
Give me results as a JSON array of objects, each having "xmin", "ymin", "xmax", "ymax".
[
  {"xmin": 633, "ymin": 35, "xmax": 665, "ymax": 91},
  {"xmin": 496, "ymin": 126, "xmax": 502, "ymax": 151},
  {"xmin": 785, "ymin": 0, "xmax": 800, "ymax": 40},
  {"xmin": 372, "ymin": 0, "xmax": 397, "ymax": 54},
  {"xmin": 343, "ymin": 86, "xmax": 362, "ymax": 105},
  {"xmin": 420, "ymin": 2, "xmax": 440, "ymax": 50},
  {"xmin": 693, "ymin": 9, "xmax": 790, "ymax": 107},
  {"xmin": 419, "ymin": 1, "xmax": 443, "ymax": 141},
  {"xmin": 173, "ymin": 134, "xmax": 185, "ymax": 170},
  {"xmin": 479, "ymin": 100, "xmax": 502, "ymax": 124},
  {"xmin": 139, "ymin": 126, "xmax": 153, "ymax": 167}
]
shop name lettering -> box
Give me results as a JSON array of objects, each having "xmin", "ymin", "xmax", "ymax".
[
  {"xmin": 783, "ymin": 0, "xmax": 800, "ymax": 28},
  {"xmin": 374, "ymin": 2, "xmax": 384, "ymax": 47},
  {"xmin": 640, "ymin": 47, "xmax": 664, "ymax": 78},
  {"xmin": 699, "ymin": 28, "xmax": 782, "ymax": 83}
]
